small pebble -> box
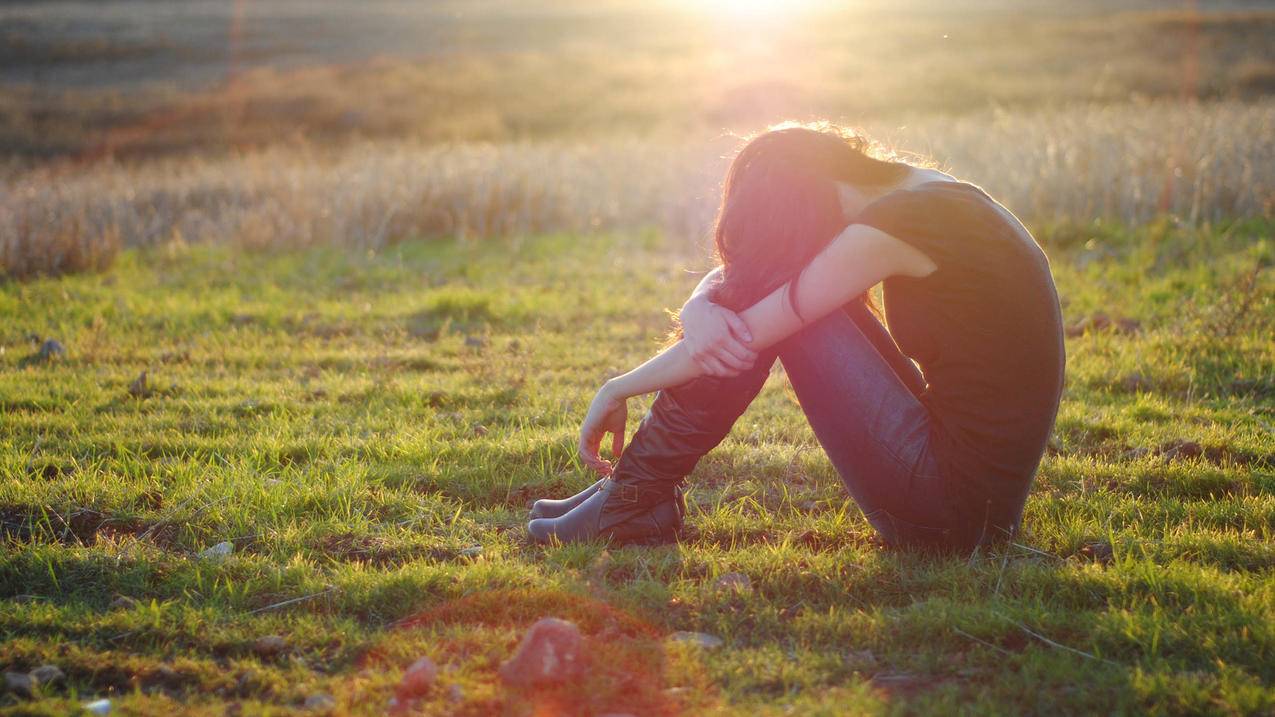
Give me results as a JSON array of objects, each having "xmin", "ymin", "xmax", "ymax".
[
  {"xmin": 253, "ymin": 635, "xmax": 288, "ymax": 657},
  {"xmin": 303, "ymin": 693, "xmax": 336, "ymax": 712},
  {"xmin": 36, "ymin": 339, "xmax": 66, "ymax": 361},
  {"xmin": 397, "ymin": 656, "xmax": 437, "ymax": 699},
  {"xmin": 83, "ymin": 698, "xmax": 112, "ymax": 715},
  {"xmin": 499, "ymin": 617, "xmax": 584, "ymax": 686},
  {"xmin": 29, "ymin": 664, "xmax": 64, "ymax": 687},
  {"xmin": 459, "ymin": 545, "xmax": 483, "ymax": 558},
  {"xmin": 1079, "ymin": 541, "xmax": 1115, "ymax": 565},
  {"xmin": 712, "ymin": 572, "xmax": 752, "ymax": 595},
  {"xmin": 4, "ymin": 672, "xmax": 33, "ymax": 697},
  {"xmin": 199, "ymin": 541, "xmax": 234, "ymax": 561}
]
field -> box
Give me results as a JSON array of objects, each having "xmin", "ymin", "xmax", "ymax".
[
  {"xmin": 3, "ymin": 0, "xmax": 1275, "ymax": 715},
  {"xmin": 3, "ymin": 219, "xmax": 1273, "ymax": 715}
]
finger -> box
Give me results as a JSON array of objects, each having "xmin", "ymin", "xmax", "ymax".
[
  {"xmin": 717, "ymin": 339, "xmax": 758, "ymax": 364},
  {"xmin": 579, "ymin": 432, "xmax": 601, "ymax": 463},
  {"xmin": 724, "ymin": 312, "xmax": 753, "ymax": 344},
  {"xmin": 713, "ymin": 348, "xmax": 754, "ymax": 372},
  {"xmin": 701, "ymin": 356, "xmax": 732, "ymax": 377},
  {"xmin": 705, "ymin": 356, "xmax": 742, "ymax": 378}
]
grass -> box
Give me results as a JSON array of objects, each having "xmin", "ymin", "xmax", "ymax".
[
  {"xmin": 6, "ymin": 100, "xmax": 1274, "ymax": 280},
  {"xmin": 1, "ymin": 219, "xmax": 1272, "ymax": 715}
]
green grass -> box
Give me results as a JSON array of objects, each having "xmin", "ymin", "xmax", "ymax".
[{"xmin": 1, "ymin": 222, "xmax": 1272, "ymax": 715}]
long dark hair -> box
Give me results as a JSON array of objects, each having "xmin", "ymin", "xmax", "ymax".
[{"xmin": 709, "ymin": 123, "xmax": 911, "ymax": 319}]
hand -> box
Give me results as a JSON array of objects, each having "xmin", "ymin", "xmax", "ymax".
[
  {"xmin": 679, "ymin": 295, "xmax": 757, "ymax": 378},
  {"xmin": 578, "ymin": 383, "xmax": 628, "ymax": 475}
]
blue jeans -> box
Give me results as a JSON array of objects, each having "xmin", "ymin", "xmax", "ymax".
[
  {"xmin": 774, "ymin": 302, "xmax": 971, "ymax": 549},
  {"xmin": 612, "ymin": 301, "xmax": 985, "ymax": 552}
]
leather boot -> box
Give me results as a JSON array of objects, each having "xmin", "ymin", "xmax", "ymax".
[
  {"xmin": 528, "ymin": 478, "xmax": 606, "ymax": 519},
  {"xmin": 528, "ymin": 350, "xmax": 777, "ymax": 546},
  {"xmin": 527, "ymin": 478, "xmax": 686, "ymax": 546}
]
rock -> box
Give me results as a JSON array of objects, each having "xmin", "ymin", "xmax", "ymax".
[
  {"xmin": 253, "ymin": 635, "xmax": 288, "ymax": 657},
  {"xmin": 303, "ymin": 693, "xmax": 336, "ymax": 712},
  {"xmin": 1079, "ymin": 541, "xmax": 1115, "ymax": 565},
  {"xmin": 199, "ymin": 541, "xmax": 234, "ymax": 561},
  {"xmin": 109, "ymin": 595, "xmax": 138, "ymax": 610},
  {"xmin": 83, "ymin": 698, "xmax": 112, "ymax": 715},
  {"xmin": 459, "ymin": 545, "xmax": 483, "ymax": 558},
  {"xmin": 153, "ymin": 664, "xmax": 179, "ymax": 684},
  {"xmin": 498, "ymin": 617, "xmax": 584, "ymax": 687},
  {"xmin": 36, "ymin": 339, "xmax": 66, "ymax": 361},
  {"xmin": 396, "ymin": 657, "xmax": 437, "ymax": 700},
  {"xmin": 128, "ymin": 370, "xmax": 152, "ymax": 398},
  {"xmin": 29, "ymin": 664, "xmax": 64, "ymax": 687},
  {"xmin": 4, "ymin": 671, "xmax": 33, "ymax": 697},
  {"xmin": 667, "ymin": 631, "xmax": 724, "ymax": 649},
  {"xmin": 712, "ymin": 572, "xmax": 752, "ymax": 595}
]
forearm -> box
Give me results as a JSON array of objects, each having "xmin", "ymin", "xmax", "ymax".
[{"xmin": 603, "ymin": 340, "xmax": 701, "ymax": 400}]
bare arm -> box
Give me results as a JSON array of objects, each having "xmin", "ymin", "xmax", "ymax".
[
  {"xmin": 678, "ymin": 265, "xmax": 758, "ymax": 377},
  {"xmin": 577, "ymin": 224, "xmax": 936, "ymax": 473}
]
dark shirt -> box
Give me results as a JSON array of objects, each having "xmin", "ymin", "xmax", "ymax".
[{"xmin": 857, "ymin": 180, "xmax": 1065, "ymax": 537}]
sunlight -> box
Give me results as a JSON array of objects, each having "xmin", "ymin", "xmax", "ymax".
[{"xmin": 690, "ymin": 0, "xmax": 821, "ymax": 20}]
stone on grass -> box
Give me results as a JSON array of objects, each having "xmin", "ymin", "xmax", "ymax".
[
  {"xmin": 4, "ymin": 672, "xmax": 33, "ymax": 697},
  {"xmin": 396, "ymin": 657, "xmax": 438, "ymax": 700},
  {"xmin": 498, "ymin": 617, "xmax": 584, "ymax": 687},
  {"xmin": 667, "ymin": 631, "xmax": 724, "ymax": 649},
  {"xmin": 199, "ymin": 541, "xmax": 234, "ymax": 561},
  {"xmin": 83, "ymin": 698, "xmax": 112, "ymax": 715},
  {"xmin": 459, "ymin": 545, "xmax": 483, "ymax": 558},
  {"xmin": 109, "ymin": 595, "xmax": 138, "ymax": 611},
  {"xmin": 29, "ymin": 664, "xmax": 64, "ymax": 687},
  {"xmin": 303, "ymin": 693, "xmax": 336, "ymax": 712},
  {"xmin": 253, "ymin": 635, "xmax": 288, "ymax": 657},
  {"xmin": 36, "ymin": 339, "xmax": 66, "ymax": 362},
  {"xmin": 712, "ymin": 572, "xmax": 752, "ymax": 595},
  {"xmin": 1079, "ymin": 541, "xmax": 1115, "ymax": 565}
]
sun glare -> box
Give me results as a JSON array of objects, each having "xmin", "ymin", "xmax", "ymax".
[{"xmin": 692, "ymin": 0, "xmax": 819, "ymax": 20}]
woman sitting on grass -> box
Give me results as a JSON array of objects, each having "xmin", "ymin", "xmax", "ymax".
[{"xmin": 527, "ymin": 123, "xmax": 1065, "ymax": 553}]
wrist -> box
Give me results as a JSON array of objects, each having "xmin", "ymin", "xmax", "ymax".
[
  {"xmin": 600, "ymin": 378, "xmax": 626, "ymax": 401},
  {"xmin": 681, "ymin": 292, "xmax": 713, "ymax": 321}
]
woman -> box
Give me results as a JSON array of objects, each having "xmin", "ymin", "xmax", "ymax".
[{"xmin": 527, "ymin": 123, "xmax": 1065, "ymax": 553}]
